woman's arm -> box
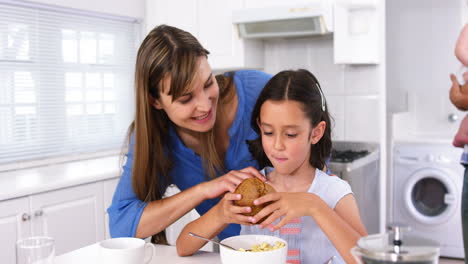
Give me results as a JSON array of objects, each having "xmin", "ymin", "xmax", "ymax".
[
  {"xmin": 108, "ymin": 160, "xmax": 265, "ymax": 239},
  {"xmin": 108, "ymin": 156, "xmax": 214, "ymax": 239},
  {"xmin": 135, "ymin": 183, "xmax": 217, "ymax": 238},
  {"xmin": 136, "ymin": 167, "xmax": 264, "ymax": 238}
]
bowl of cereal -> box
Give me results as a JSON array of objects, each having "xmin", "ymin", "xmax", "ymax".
[{"xmin": 219, "ymin": 235, "xmax": 287, "ymax": 264}]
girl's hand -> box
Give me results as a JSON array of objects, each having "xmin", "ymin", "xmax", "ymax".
[
  {"xmin": 200, "ymin": 167, "xmax": 266, "ymax": 200},
  {"xmin": 217, "ymin": 193, "xmax": 254, "ymax": 225},
  {"xmin": 251, "ymin": 192, "xmax": 318, "ymax": 231}
]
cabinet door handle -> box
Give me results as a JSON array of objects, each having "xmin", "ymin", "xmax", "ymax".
[
  {"xmin": 34, "ymin": 210, "xmax": 43, "ymax": 217},
  {"xmin": 21, "ymin": 213, "xmax": 31, "ymax": 221}
]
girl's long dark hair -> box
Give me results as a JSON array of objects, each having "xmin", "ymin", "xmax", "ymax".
[{"xmin": 247, "ymin": 69, "xmax": 332, "ymax": 170}]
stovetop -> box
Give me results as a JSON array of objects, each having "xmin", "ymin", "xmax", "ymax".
[{"xmin": 330, "ymin": 149, "xmax": 370, "ymax": 163}]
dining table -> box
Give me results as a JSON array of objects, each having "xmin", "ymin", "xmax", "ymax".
[{"xmin": 55, "ymin": 243, "xmax": 221, "ymax": 264}]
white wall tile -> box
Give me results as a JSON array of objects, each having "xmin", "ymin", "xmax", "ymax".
[
  {"xmin": 263, "ymin": 38, "xmax": 311, "ymax": 74},
  {"xmin": 326, "ymin": 96, "xmax": 345, "ymax": 140},
  {"xmin": 344, "ymin": 96, "xmax": 380, "ymax": 142},
  {"xmin": 263, "ymin": 36, "xmax": 382, "ymax": 142},
  {"xmin": 308, "ymin": 36, "xmax": 345, "ymax": 96},
  {"xmin": 344, "ymin": 65, "xmax": 380, "ymax": 95}
]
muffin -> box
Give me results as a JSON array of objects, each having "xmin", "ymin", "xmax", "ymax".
[{"xmin": 234, "ymin": 178, "xmax": 276, "ymax": 223}]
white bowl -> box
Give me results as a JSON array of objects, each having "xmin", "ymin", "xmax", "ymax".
[{"xmin": 219, "ymin": 235, "xmax": 287, "ymax": 264}]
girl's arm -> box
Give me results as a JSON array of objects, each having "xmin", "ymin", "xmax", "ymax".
[
  {"xmin": 251, "ymin": 192, "xmax": 366, "ymax": 264},
  {"xmin": 176, "ymin": 192, "xmax": 254, "ymax": 256},
  {"xmin": 176, "ymin": 202, "xmax": 227, "ymax": 256},
  {"xmin": 456, "ymin": 24, "xmax": 468, "ymax": 66},
  {"xmin": 311, "ymin": 194, "xmax": 366, "ymax": 264}
]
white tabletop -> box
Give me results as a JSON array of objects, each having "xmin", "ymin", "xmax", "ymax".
[{"xmin": 56, "ymin": 243, "xmax": 221, "ymax": 264}]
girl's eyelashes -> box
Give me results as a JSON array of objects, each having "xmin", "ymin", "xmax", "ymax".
[{"xmin": 261, "ymin": 131, "xmax": 298, "ymax": 138}]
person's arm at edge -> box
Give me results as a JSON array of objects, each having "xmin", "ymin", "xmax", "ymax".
[
  {"xmin": 455, "ymin": 24, "xmax": 468, "ymax": 66},
  {"xmin": 454, "ymin": 114, "xmax": 468, "ymax": 148}
]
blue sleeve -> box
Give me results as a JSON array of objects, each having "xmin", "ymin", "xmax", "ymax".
[
  {"xmin": 107, "ymin": 138, "xmax": 148, "ymax": 238},
  {"xmin": 241, "ymin": 70, "xmax": 272, "ymax": 98},
  {"xmin": 235, "ymin": 69, "xmax": 272, "ymax": 115}
]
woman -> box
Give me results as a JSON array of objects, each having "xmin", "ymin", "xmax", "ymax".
[{"xmin": 107, "ymin": 24, "xmax": 271, "ymax": 244}]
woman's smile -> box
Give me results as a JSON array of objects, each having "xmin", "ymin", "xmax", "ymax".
[{"xmin": 191, "ymin": 109, "xmax": 213, "ymax": 124}]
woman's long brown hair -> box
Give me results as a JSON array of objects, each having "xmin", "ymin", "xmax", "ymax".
[{"xmin": 126, "ymin": 25, "xmax": 235, "ymax": 244}]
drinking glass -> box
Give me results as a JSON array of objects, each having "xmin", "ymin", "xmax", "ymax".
[{"xmin": 16, "ymin": 236, "xmax": 55, "ymax": 264}]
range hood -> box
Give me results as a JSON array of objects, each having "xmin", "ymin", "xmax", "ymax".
[{"xmin": 232, "ymin": 2, "xmax": 333, "ymax": 39}]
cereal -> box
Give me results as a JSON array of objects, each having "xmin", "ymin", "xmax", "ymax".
[{"xmin": 238, "ymin": 241, "xmax": 286, "ymax": 252}]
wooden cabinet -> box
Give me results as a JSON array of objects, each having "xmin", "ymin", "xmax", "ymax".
[{"xmin": 145, "ymin": 0, "xmax": 263, "ymax": 71}]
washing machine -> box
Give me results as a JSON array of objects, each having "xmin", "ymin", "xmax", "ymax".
[{"xmin": 393, "ymin": 142, "xmax": 464, "ymax": 258}]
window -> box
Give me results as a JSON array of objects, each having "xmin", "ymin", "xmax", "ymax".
[{"xmin": 0, "ymin": 2, "xmax": 139, "ymax": 166}]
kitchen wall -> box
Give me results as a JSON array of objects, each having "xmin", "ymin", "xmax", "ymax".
[
  {"xmin": 387, "ymin": 0, "xmax": 464, "ymax": 140},
  {"xmin": 23, "ymin": 0, "xmax": 145, "ymax": 18},
  {"xmin": 263, "ymin": 36, "xmax": 383, "ymax": 142}
]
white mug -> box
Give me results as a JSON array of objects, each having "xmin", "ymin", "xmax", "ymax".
[{"xmin": 99, "ymin": 237, "xmax": 155, "ymax": 264}]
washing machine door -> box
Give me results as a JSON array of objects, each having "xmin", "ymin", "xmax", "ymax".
[{"xmin": 404, "ymin": 168, "xmax": 458, "ymax": 225}]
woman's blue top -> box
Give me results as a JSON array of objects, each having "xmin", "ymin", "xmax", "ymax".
[{"xmin": 108, "ymin": 70, "xmax": 272, "ymax": 240}]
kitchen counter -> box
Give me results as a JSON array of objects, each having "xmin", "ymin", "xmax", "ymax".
[
  {"xmin": 56, "ymin": 243, "xmax": 220, "ymax": 264},
  {"xmin": 56, "ymin": 242, "xmax": 464, "ymax": 264},
  {"xmin": 440, "ymin": 258, "xmax": 464, "ymax": 264},
  {"xmin": 0, "ymin": 156, "xmax": 120, "ymax": 201}
]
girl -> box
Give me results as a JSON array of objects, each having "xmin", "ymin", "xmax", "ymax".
[
  {"xmin": 108, "ymin": 25, "xmax": 270, "ymax": 244},
  {"xmin": 176, "ymin": 70, "xmax": 367, "ymax": 264}
]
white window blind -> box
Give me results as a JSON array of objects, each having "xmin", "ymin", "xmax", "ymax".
[{"xmin": 0, "ymin": 1, "xmax": 139, "ymax": 166}]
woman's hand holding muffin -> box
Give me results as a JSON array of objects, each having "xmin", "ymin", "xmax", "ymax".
[{"xmin": 199, "ymin": 167, "xmax": 266, "ymax": 200}]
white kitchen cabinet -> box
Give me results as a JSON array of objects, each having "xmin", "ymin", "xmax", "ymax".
[
  {"xmin": 0, "ymin": 197, "xmax": 30, "ymax": 264},
  {"xmin": 145, "ymin": 0, "xmax": 263, "ymax": 71},
  {"xmin": 103, "ymin": 178, "xmax": 120, "ymax": 239},
  {"xmin": 333, "ymin": 0, "xmax": 380, "ymax": 64},
  {"xmin": 30, "ymin": 183, "xmax": 105, "ymax": 255},
  {"xmin": 0, "ymin": 182, "xmax": 105, "ymax": 263}
]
